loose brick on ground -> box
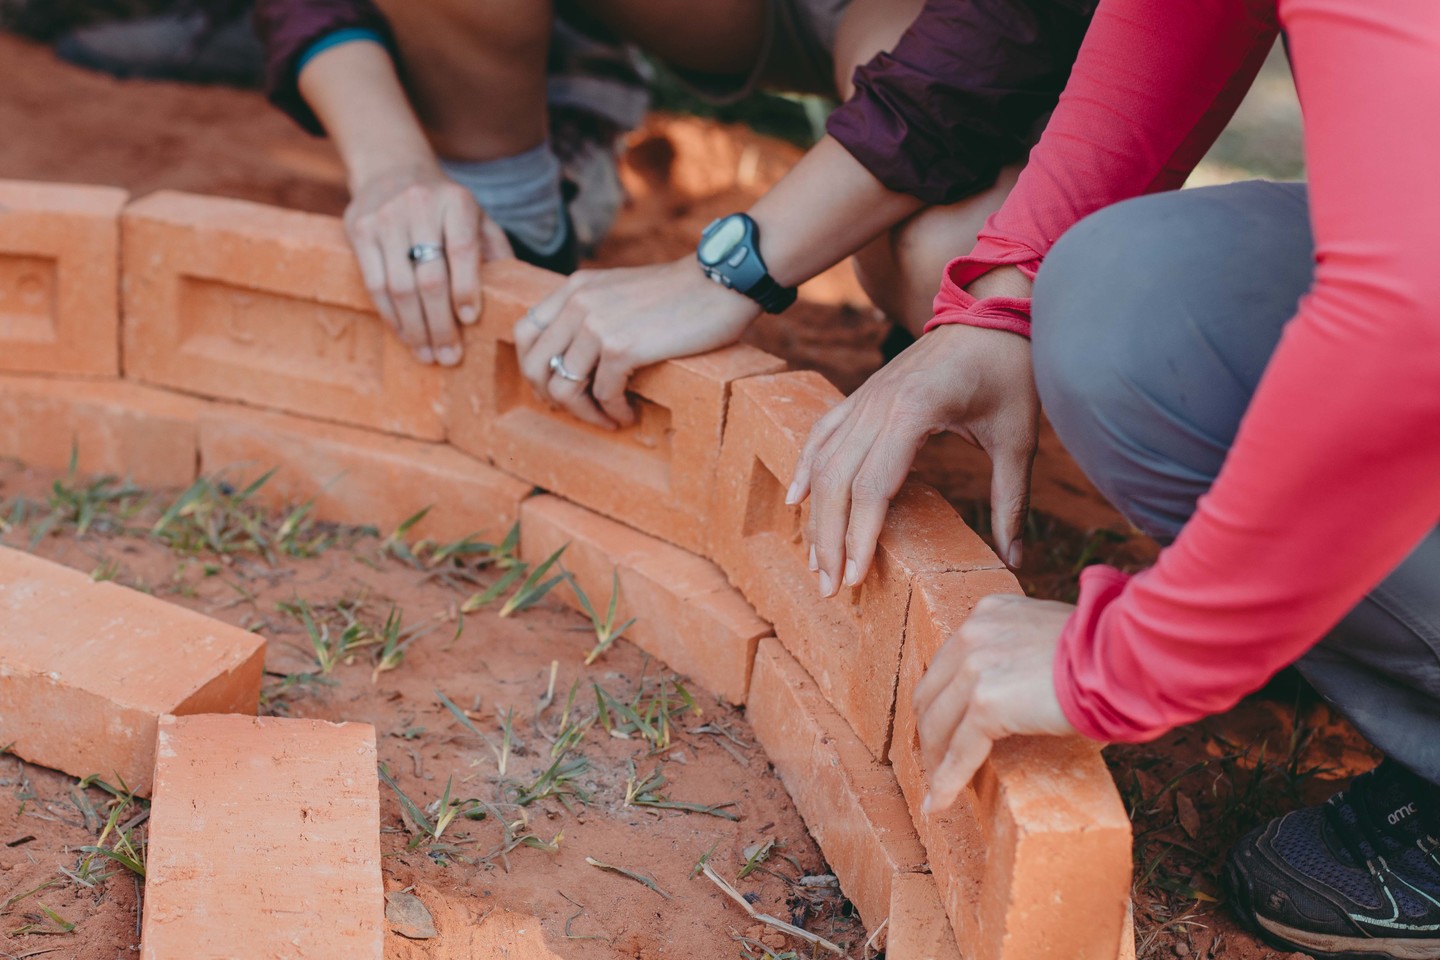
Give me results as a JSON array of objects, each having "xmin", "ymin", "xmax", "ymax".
[
  {"xmin": 0, "ymin": 548, "xmax": 265, "ymax": 794},
  {"xmin": 746, "ymin": 638, "xmax": 927, "ymax": 930},
  {"xmin": 447, "ymin": 260, "xmax": 785, "ymax": 556},
  {"xmin": 891, "ymin": 571, "xmax": 1132, "ymax": 960},
  {"xmin": 887, "ymin": 872, "xmax": 963, "ymax": 960},
  {"xmin": 0, "ymin": 374, "xmax": 207, "ymax": 488},
  {"xmin": 519, "ymin": 495, "xmax": 770, "ymax": 703},
  {"xmin": 0, "ymin": 180, "xmax": 127, "ymax": 377},
  {"xmin": 712, "ymin": 372, "xmax": 1003, "ymax": 759},
  {"xmin": 198, "ymin": 404, "xmax": 531, "ymax": 544},
  {"xmin": 142, "ymin": 714, "xmax": 383, "ymax": 959},
  {"xmin": 122, "ymin": 191, "xmax": 446, "ymax": 439}
]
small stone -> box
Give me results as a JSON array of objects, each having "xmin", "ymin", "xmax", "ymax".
[{"xmin": 385, "ymin": 891, "xmax": 438, "ymax": 940}]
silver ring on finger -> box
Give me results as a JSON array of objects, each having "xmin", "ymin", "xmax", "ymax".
[
  {"xmin": 549, "ymin": 353, "xmax": 587, "ymax": 384},
  {"xmin": 408, "ymin": 243, "xmax": 444, "ymax": 265}
]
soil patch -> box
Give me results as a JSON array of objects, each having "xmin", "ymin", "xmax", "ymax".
[{"xmin": 0, "ymin": 461, "xmax": 866, "ymax": 959}]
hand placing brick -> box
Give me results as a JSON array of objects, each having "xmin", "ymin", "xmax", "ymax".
[
  {"xmin": 519, "ymin": 495, "xmax": 771, "ymax": 703},
  {"xmin": 0, "ymin": 180, "xmax": 127, "ymax": 377},
  {"xmin": 712, "ymin": 372, "xmax": 1005, "ymax": 759},
  {"xmin": 0, "ymin": 548, "xmax": 265, "ymax": 794},
  {"xmin": 747, "ymin": 638, "xmax": 927, "ymax": 931},
  {"xmin": 891, "ymin": 571, "xmax": 1132, "ymax": 960},
  {"xmin": 123, "ymin": 191, "xmax": 447, "ymax": 440},
  {"xmin": 141, "ymin": 714, "xmax": 384, "ymax": 959},
  {"xmin": 0, "ymin": 375, "xmax": 207, "ymax": 489},
  {"xmin": 198, "ymin": 404, "xmax": 532, "ymax": 544},
  {"xmin": 448, "ymin": 260, "xmax": 785, "ymax": 556}
]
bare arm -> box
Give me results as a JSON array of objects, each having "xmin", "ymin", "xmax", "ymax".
[{"xmin": 296, "ymin": 40, "xmax": 510, "ymax": 366}]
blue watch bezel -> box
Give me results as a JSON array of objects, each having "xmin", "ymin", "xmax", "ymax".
[{"xmin": 696, "ymin": 213, "xmax": 797, "ymax": 314}]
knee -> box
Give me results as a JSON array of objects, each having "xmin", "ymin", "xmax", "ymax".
[{"xmin": 1031, "ymin": 195, "xmax": 1197, "ymax": 423}]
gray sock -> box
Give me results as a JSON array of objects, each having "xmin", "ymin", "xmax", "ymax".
[{"xmin": 440, "ymin": 142, "xmax": 567, "ymax": 255}]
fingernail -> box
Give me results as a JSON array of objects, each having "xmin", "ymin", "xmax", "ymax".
[
  {"xmin": 436, "ymin": 346, "xmax": 461, "ymax": 367},
  {"xmin": 460, "ymin": 305, "xmax": 478, "ymax": 324},
  {"xmin": 819, "ymin": 570, "xmax": 835, "ymax": 597},
  {"xmin": 785, "ymin": 482, "xmax": 801, "ymax": 505},
  {"xmin": 1006, "ymin": 542, "xmax": 1024, "ymax": 568},
  {"xmin": 922, "ymin": 794, "xmax": 934, "ymax": 815},
  {"xmin": 844, "ymin": 559, "xmax": 859, "ymax": 587},
  {"xmin": 808, "ymin": 545, "xmax": 818, "ymax": 572},
  {"xmin": 415, "ymin": 347, "xmax": 434, "ymax": 364}
]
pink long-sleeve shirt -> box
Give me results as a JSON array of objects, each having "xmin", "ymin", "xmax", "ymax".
[{"xmin": 930, "ymin": 0, "xmax": 1440, "ymax": 742}]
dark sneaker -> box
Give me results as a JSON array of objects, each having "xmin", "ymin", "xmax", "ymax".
[
  {"xmin": 1225, "ymin": 761, "xmax": 1440, "ymax": 960},
  {"xmin": 505, "ymin": 199, "xmax": 579, "ymax": 276}
]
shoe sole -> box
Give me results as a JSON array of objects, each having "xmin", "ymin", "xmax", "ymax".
[{"xmin": 1225, "ymin": 856, "xmax": 1440, "ymax": 960}]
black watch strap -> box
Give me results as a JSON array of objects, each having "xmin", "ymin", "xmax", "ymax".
[{"xmin": 746, "ymin": 271, "xmax": 798, "ymax": 314}]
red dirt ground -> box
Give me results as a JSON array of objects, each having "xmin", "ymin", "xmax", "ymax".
[
  {"xmin": 0, "ymin": 33, "xmax": 1363, "ymax": 960},
  {"xmin": 0, "ymin": 460, "xmax": 867, "ymax": 959}
]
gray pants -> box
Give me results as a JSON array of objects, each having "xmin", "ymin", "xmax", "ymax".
[{"xmin": 1031, "ymin": 181, "xmax": 1440, "ymax": 783}]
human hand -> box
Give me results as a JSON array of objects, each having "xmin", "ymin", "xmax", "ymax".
[
  {"xmin": 789, "ymin": 323, "xmax": 1039, "ymax": 597},
  {"xmin": 512, "ymin": 258, "xmax": 761, "ymax": 430},
  {"xmin": 913, "ymin": 594, "xmax": 1076, "ymax": 813},
  {"xmin": 345, "ymin": 163, "xmax": 513, "ymax": 366}
]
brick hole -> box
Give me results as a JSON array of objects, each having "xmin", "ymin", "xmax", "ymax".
[
  {"xmin": 0, "ymin": 254, "xmax": 58, "ymax": 342},
  {"xmin": 740, "ymin": 455, "xmax": 801, "ymax": 540}
]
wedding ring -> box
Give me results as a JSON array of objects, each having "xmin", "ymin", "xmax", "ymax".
[
  {"xmin": 549, "ymin": 353, "xmax": 585, "ymax": 383},
  {"xmin": 407, "ymin": 243, "xmax": 444, "ymax": 265}
]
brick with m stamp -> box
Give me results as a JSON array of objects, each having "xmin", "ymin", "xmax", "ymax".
[{"xmin": 122, "ymin": 191, "xmax": 447, "ymax": 439}]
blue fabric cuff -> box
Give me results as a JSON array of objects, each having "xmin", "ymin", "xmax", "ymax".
[{"xmin": 296, "ymin": 27, "xmax": 386, "ymax": 76}]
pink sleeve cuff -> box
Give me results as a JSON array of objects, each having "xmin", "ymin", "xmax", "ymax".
[
  {"xmin": 1052, "ymin": 564, "xmax": 1147, "ymax": 744},
  {"xmin": 927, "ymin": 249, "xmax": 1040, "ymax": 338},
  {"xmin": 925, "ymin": 295, "xmax": 1034, "ymax": 337}
]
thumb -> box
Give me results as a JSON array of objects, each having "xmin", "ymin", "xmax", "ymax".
[{"xmin": 988, "ymin": 441, "xmax": 1034, "ymax": 569}]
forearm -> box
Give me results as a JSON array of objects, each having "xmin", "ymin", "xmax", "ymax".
[
  {"xmin": 296, "ymin": 40, "xmax": 436, "ymax": 187},
  {"xmin": 746, "ymin": 137, "xmax": 923, "ymax": 288}
]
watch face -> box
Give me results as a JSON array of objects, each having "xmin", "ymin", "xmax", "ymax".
[{"xmin": 698, "ymin": 216, "xmax": 746, "ymax": 266}]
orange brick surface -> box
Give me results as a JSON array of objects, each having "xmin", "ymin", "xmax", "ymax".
[
  {"xmin": 747, "ymin": 638, "xmax": 927, "ymax": 929},
  {"xmin": 0, "ymin": 374, "xmax": 206, "ymax": 488},
  {"xmin": 0, "ymin": 548, "xmax": 265, "ymax": 794},
  {"xmin": 519, "ymin": 495, "xmax": 770, "ymax": 703},
  {"xmin": 891, "ymin": 571, "xmax": 1132, "ymax": 960},
  {"xmin": 0, "ymin": 180, "xmax": 127, "ymax": 377},
  {"xmin": 712, "ymin": 372, "xmax": 1004, "ymax": 758},
  {"xmin": 142, "ymin": 714, "xmax": 383, "ymax": 959},
  {"xmin": 122, "ymin": 191, "xmax": 446, "ymax": 439},
  {"xmin": 887, "ymin": 872, "xmax": 963, "ymax": 960},
  {"xmin": 447, "ymin": 260, "xmax": 785, "ymax": 555},
  {"xmin": 198, "ymin": 404, "xmax": 531, "ymax": 543}
]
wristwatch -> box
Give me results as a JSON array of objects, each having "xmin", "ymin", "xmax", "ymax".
[{"xmin": 696, "ymin": 213, "xmax": 797, "ymax": 314}]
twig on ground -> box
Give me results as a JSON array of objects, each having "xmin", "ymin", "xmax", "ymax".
[
  {"xmin": 700, "ymin": 863, "xmax": 845, "ymax": 956},
  {"xmin": 585, "ymin": 856, "xmax": 671, "ymax": 900}
]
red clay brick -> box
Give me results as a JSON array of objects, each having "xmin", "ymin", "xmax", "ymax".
[
  {"xmin": 747, "ymin": 638, "xmax": 927, "ymax": 930},
  {"xmin": 447, "ymin": 260, "xmax": 785, "ymax": 555},
  {"xmin": 887, "ymin": 872, "xmax": 963, "ymax": 960},
  {"xmin": 891, "ymin": 571, "xmax": 1132, "ymax": 960},
  {"xmin": 0, "ymin": 374, "xmax": 206, "ymax": 488},
  {"xmin": 142, "ymin": 714, "xmax": 383, "ymax": 959},
  {"xmin": 712, "ymin": 372, "xmax": 1004, "ymax": 759},
  {"xmin": 519, "ymin": 495, "xmax": 770, "ymax": 703},
  {"xmin": 0, "ymin": 548, "xmax": 265, "ymax": 795},
  {"xmin": 198, "ymin": 404, "xmax": 531, "ymax": 543},
  {"xmin": 122, "ymin": 191, "xmax": 446, "ymax": 439},
  {"xmin": 0, "ymin": 180, "xmax": 127, "ymax": 377}
]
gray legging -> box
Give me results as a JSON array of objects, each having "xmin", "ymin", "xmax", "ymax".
[{"xmin": 1031, "ymin": 181, "xmax": 1440, "ymax": 783}]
